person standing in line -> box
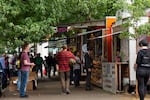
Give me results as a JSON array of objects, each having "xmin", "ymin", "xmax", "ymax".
[
  {"xmin": 43, "ymin": 56, "xmax": 48, "ymax": 76},
  {"xmin": 34, "ymin": 53, "xmax": 44, "ymax": 79},
  {"xmin": 69, "ymin": 48, "xmax": 74, "ymax": 85},
  {"xmin": 52, "ymin": 54, "xmax": 57, "ymax": 76},
  {"xmin": 73, "ymin": 51, "xmax": 81, "ymax": 87},
  {"xmin": 115, "ymin": 50, "xmax": 121, "ymax": 62},
  {"xmin": 0, "ymin": 54, "xmax": 8, "ymax": 90},
  {"xmin": 46, "ymin": 53, "xmax": 53, "ymax": 78},
  {"xmin": 20, "ymin": 43, "xmax": 35, "ymax": 98},
  {"xmin": 30, "ymin": 54, "xmax": 35, "ymax": 64},
  {"xmin": 16, "ymin": 52, "xmax": 22, "ymax": 91},
  {"xmin": 10, "ymin": 54, "xmax": 17, "ymax": 76},
  {"xmin": 84, "ymin": 48, "xmax": 93, "ymax": 91},
  {"xmin": 56, "ymin": 45, "xmax": 75, "ymax": 94},
  {"xmin": 4, "ymin": 56, "xmax": 10, "ymax": 79},
  {"xmin": 135, "ymin": 39, "xmax": 150, "ymax": 100}
]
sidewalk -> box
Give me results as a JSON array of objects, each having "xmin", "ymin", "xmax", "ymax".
[{"xmin": 1, "ymin": 77, "xmax": 150, "ymax": 100}]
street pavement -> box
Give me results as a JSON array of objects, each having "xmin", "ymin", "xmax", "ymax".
[{"xmin": 1, "ymin": 77, "xmax": 150, "ymax": 100}]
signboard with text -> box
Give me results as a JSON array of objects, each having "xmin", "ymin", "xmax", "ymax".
[
  {"xmin": 57, "ymin": 27, "xmax": 67, "ymax": 33},
  {"xmin": 102, "ymin": 62, "xmax": 117, "ymax": 94}
]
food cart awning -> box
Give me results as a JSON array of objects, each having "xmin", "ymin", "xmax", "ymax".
[
  {"xmin": 76, "ymin": 28, "xmax": 120, "ymax": 40},
  {"xmin": 77, "ymin": 28, "xmax": 105, "ymax": 36},
  {"xmin": 88, "ymin": 32, "xmax": 120, "ymax": 40}
]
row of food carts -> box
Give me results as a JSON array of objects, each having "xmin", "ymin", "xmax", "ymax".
[
  {"xmin": 54, "ymin": 16, "xmax": 150, "ymax": 94},
  {"xmin": 32, "ymin": 2, "xmax": 150, "ymax": 95}
]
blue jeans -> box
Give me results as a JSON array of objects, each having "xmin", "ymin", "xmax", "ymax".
[
  {"xmin": 20, "ymin": 71, "xmax": 29, "ymax": 96},
  {"xmin": 17, "ymin": 70, "xmax": 21, "ymax": 90},
  {"xmin": 74, "ymin": 69, "xmax": 81, "ymax": 87},
  {"xmin": 70, "ymin": 66, "xmax": 73, "ymax": 83}
]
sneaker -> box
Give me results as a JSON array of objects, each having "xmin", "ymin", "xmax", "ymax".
[
  {"xmin": 20, "ymin": 94, "xmax": 29, "ymax": 98},
  {"xmin": 61, "ymin": 89, "xmax": 66, "ymax": 95},
  {"xmin": 66, "ymin": 89, "xmax": 71, "ymax": 94}
]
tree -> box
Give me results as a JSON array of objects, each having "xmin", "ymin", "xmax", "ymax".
[
  {"xmin": 0, "ymin": 0, "xmax": 128, "ymax": 49},
  {"xmin": 58, "ymin": 0, "xmax": 125, "ymax": 24},
  {"xmin": 56, "ymin": 0, "xmax": 127, "ymax": 38},
  {"xmin": 118, "ymin": 0, "xmax": 150, "ymax": 38},
  {"xmin": 0, "ymin": 0, "xmax": 60, "ymax": 48}
]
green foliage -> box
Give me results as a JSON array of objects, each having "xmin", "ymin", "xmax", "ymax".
[
  {"xmin": 137, "ymin": 23, "xmax": 150, "ymax": 36},
  {"xmin": 119, "ymin": 31, "xmax": 130, "ymax": 39},
  {"xmin": 119, "ymin": 0, "xmax": 150, "ymax": 38},
  {"xmin": 59, "ymin": 0, "xmax": 124, "ymax": 23},
  {"xmin": 0, "ymin": 0, "xmax": 57, "ymax": 48},
  {"xmin": 0, "ymin": 0, "xmax": 125, "ymax": 49}
]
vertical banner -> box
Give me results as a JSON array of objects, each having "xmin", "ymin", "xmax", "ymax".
[{"xmin": 105, "ymin": 17, "xmax": 116, "ymax": 62}]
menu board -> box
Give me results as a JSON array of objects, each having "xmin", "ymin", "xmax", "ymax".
[{"xmin": 102, "ymin": 62, "xmax": 117, "ymax": 94}]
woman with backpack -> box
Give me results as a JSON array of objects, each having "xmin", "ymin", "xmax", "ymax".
[{"xmin": 135, "ymin": 39, "xmax": 150, "ymax": 100}]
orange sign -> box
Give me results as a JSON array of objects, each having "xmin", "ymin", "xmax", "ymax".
[{"xmin": 105, "ymin": 17, "xmax": 116, "ymax": 62}]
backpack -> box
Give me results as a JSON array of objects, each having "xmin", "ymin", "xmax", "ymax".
[
  {"xmin": 16, "ymin": 52, "xmax": 22, "ymax": 69},
  {"xmin": 16, "ymin": 59, "xmax": 21, "ymax": 69},
  {"xmin": 140, "ymin": 49, "xmax": 150, "ymax": 68}
]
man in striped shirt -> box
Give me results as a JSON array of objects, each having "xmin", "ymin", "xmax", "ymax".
[{"xmin": 56, "ymin": 45, "xmax": 75, "ymax": 94}]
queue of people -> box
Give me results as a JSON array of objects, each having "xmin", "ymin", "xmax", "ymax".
[
  {"xmin": 1, "ymin": 38, "xmax": 150, "ymax": 100},
  {"xmin": 0, "ymin": 43, "xmax": 102, "ymax": 98}
]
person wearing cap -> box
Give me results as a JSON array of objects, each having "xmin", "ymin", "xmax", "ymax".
[
  {"xmin": 56, "ymin": 45, "xmax": 75, "ymax": 94},
  {"xmin": 135, "ymin": 39, "xmax": 150, "ymax": 100}
]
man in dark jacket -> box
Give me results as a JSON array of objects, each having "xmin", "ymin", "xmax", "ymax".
[
  {"xmin": 34, "ymin": 53, "xmax": 44, "ymax": 79},
  {"xmin": 46, "ymin": 53, "xmax": 53, "ymax": 78},
  {"xmin": 84, "ymin": 49, "xmax": 93, "ymax": 90}
]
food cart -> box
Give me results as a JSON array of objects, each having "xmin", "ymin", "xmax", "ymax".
[{"xmin": 102, "ymin": 17, "xmax": 149, "ymax": 94}]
